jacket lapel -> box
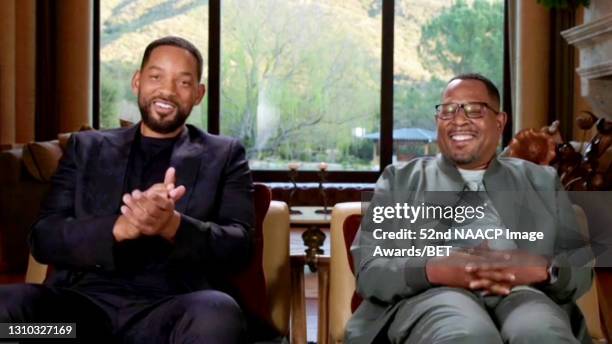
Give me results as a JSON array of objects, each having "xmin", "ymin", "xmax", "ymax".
[
  {"xmin": 483, "ymin": 158, "xmax": 522, "ymax": 244},
  {"xmin": 422, "ymin": 155, "xmax": 467, "ymax": 233},
  {"xmin": 170, "ymin": 126, "xmax": 207, "ymax": 213},
  {"xmin": 86, "ymin": 124, "xmax": 138, "ymax": 214},
  {"xmin": 434, "ymin": 154, "xmax": 466, "ymax": 191},
  {"xmin": 435, "ymin": 154, "xmax": 523, "ymax": 241},
  {"xmin": 431, "ymin": 154, "xmax": 467, "ymax": 205}
]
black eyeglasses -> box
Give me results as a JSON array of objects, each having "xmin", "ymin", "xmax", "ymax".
[{"xmin": 434, "ymin": 102, "xmax": 499, "ymax": 120}]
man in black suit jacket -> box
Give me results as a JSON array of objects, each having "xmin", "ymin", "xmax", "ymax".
[{"xmin": 0, "ymin": 36, "xmax": 254, "ymax": 344}]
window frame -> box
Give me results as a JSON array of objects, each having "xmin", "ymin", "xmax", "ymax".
[{"xmin": 93, "ymin": 0, "xmax": 510, "ymax": 183}]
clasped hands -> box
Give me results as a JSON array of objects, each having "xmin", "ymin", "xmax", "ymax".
[
  {"xmin": 113, "ymin": 167, "xmax": 186, "ymax": 242},
  {"xmin": 425, "ymin": 247, "xmax": 550, "ymax": 295}
]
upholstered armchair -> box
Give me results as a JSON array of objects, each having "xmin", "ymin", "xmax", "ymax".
[
  {"xmin": 328, "ymin": 202, "xmax": 362, "ymax": 344},
  {"xmin": 0, "ymin": 132, "xmax": 79, "ymax": 276},
  {"xmin": 327, "ymin": 202, "xmax": 608, "ymax": 343},
  {"xmin": 25, "ymin": 185, "xmax": 292, "ymax": 343}
]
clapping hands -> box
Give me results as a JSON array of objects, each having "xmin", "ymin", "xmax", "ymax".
[{"xmin": 113, "ymin": 167, "xmax": 186, "ymax": 242}]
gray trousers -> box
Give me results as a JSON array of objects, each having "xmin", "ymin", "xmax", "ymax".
[{"xmin": 387, "ymin": 287, "xmax": 580, "ymax": 344}]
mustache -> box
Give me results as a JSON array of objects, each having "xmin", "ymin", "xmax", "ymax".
[
  {"xmin": 449, "ymin": 128, "xmax": 478, "ymax": 134},
  {"xmin": 144, "ymin": 93, "xmax": 180, "ymax": 107},
  {"xmin": 152, "ymin": 97, "xmax": 178, "ymax": 106},
  {"xmin": 447, "ymin": 124, "xmax": 478, "ymax": 132}
]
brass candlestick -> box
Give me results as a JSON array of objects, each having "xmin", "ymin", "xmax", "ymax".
[
  {"xmin": 302, "ymin": 227, "xmax": 326, "ymax": 272},
  {"xmin": 287, "ymin": 162, "xmax": 302, "ymax": 215},
  {"xmin": 302, "ymin": 162, "xmax": 330, "ymax": 271},
  {"xmin": 315, "ymin": 162, "xmax": 332, "ymax": 215}
]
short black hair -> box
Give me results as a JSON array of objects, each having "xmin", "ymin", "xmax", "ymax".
[
  {"xmin": 140, "ymin": 36, "xmax": 203, "ymax": 81},
  {"xmin": 448, "ymin": 73, "xmax": 500, "ymax": 107}
]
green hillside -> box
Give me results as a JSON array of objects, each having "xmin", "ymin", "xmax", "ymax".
[{"xmin": 99, "ymin": 0, "xmax": 504, "ymax": 170}]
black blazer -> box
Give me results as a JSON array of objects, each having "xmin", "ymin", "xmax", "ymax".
[{"xmin": 29, "ymin": 124, "xmax": 254, "ymax": 292}]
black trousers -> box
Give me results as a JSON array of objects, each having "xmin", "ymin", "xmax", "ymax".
[{"xmin": 0, "ymin": 283, "xmax": 245, "ymax": 344}]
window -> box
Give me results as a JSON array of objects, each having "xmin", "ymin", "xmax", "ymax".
[
  {"xmin": 220, "ymin": 0, "xmax": 381, "ymax": 172},
  {"xmin": 392, "ymin": 0, "xmax": 504, "ymax": 163},
  {"xmin": 99, "ymin": 0, "xmax": 208, "ymax": 129},
  {"xmin": 96, "ymin": 0, "xmax": 506, "ymax": 181}
]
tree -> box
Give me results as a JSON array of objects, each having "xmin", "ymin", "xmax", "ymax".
[
  {"xmin": 418, "ymin": 0, "xmax": 504, "ymax": 89},
  {"xmin": 221, "ymin": 0, "xmax": 380, "ymax": 167},
  {"xmin": 101, "ymin": 0, "xmax": 204, "ymax": 48},
  {"xmin": 100, "ymin": 74, "xmax": 120, "ymax": 128},
  {"xmin": 394, "ymin": 76, "xmax": 447, "ymax": 131}
]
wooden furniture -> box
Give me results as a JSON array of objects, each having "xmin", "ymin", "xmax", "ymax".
[
  {"xmin": 327, "ymin": 202, "xmax": 609, "ymax": 343},
  {"xmin": 291, "ymin": 206, "xmax": 331, "ymax": 272},
  {"xmin": 289, "ymin": 206, "xmax": 333, "ymax": 344},
  {"xmin": 270, "ymin": 183, "xmax": 374, "ymax": 207},
  {"xmin": 328, "ymin": 202, "xmax": 362, "ymax": 344},
  {"xmin": 290, "ymin": 253, "xmax": 330, "ymax": 344},
  {"xmin": 597, "ymin": 270, "xmax": 612, "ymax": 341},
  {"xmin": 290, "ymin": 206, "xmax": 332, "ymax": 227},
  {"xmin": 25, "ymin": 185, "xmax": 293, "ymax": 343},
  {"xmin": 506, "ymin": 115, "xmax": 612, "ymax": 191}
]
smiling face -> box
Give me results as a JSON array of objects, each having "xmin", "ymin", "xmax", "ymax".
[
  {"xmin": 131, "ymin": 45, "xmax": 205, "ymax": 138},
  {"xmin": 436, "ymin": 78, "xmax": 507, "ymax": 170}
]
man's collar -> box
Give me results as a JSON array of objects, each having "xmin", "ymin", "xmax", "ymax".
[
  {"xmin": 435, "ymin": 153, "xmax": 505, "ymax": 190},
  {"xmin": 436, "ymin": 153, "xmax": 467, "ymax": 185},
  {"xmin": 102, "ymin": 122, "xmax": 189, "ymax": 151},
  {"xmin": 102, "ymin": 122, "xmax": 140, "ymax": 148}
]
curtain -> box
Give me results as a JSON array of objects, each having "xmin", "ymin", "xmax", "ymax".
[
  {"xmin": 36, "ymin": 0, "xmax": 92, "ymax": 141},
  {"xmin": 548, "ymin": 8, "xmax": 577, "ymax": 141},
  {"xmin": 507, "ymin": 0, "xmax": 551, "ymax": 134},
  {"xmin": 0, "ymin": 0, "xmax": 36, "ymax": 148},
  {"xmin": 0, "ymin": 0, "xmax": 91, "ymax": 147}
]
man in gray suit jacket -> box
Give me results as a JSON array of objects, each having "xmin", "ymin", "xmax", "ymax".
[{"xmin": 346, "ymin": 73, "xmax": 592, "ymax": 344}]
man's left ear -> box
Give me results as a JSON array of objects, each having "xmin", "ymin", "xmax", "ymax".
[
  {"xmin": 131, "ymin": 71, "xmax": 141, "ymax": 96},
  {"xmin": 496, "ymin": 111, "xmax": 508, "ymax": 132},
  {"xmin": 194, "ymin": 84, "xmax": 206, "ymax": 105}
]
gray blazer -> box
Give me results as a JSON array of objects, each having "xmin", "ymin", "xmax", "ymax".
[{"xmin": 346, "ymin": 154, "xmax": 593, "ymax": 343}]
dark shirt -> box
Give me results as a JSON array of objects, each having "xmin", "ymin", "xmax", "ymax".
[
  {"xmin": 116, "ymin": 132, "xmax": 177, "ymax": 272},
  {"xmin": 124, "ymin": 133, "xmax": 177, "ymax": 193},
  {"xmin": 74, "ymin": 131, "xmax": 187, "ymax": 299}
]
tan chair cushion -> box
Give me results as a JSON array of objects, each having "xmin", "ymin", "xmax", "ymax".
[
  {"xmin": 22, "ymin": 141, "xmax": 63, "ymax": 182},
  {"xmin": 574, "ymin": 205, "xmax": 604, "ymax": 341},
  {"xmin": 25, "ymin": 254, "xmax": 48, "ymax": 284},
  {"xmin": 328, "ymin": 203, "xmax": 603, "ymax": 343},
  {"xmin": 329, "ymin": 202, "xmax": 362, "ymax": 343},
  {"xmin": 262, "ymin": 201, "xmax": 291, "ymax": 336}
]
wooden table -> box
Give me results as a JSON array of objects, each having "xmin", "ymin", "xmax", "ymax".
[
  {"xmin": 290, "ymin": 253, "xmax": 330, "ymax": 344},
  {"xmin": 289, "ymin": 207, "xmax": 332, "ymax": 344},
  {"xmin": 291, "ymin": 206, "xmax": 331, "ymax": 272},
  {"xmin": 290, "ymin": 206, "xmax": 331, "ymax": 227}
]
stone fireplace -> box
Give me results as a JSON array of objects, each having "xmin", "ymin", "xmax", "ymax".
[{"xmin": 562, "ymin": 0, "xmax": 612, "ymax": 121}]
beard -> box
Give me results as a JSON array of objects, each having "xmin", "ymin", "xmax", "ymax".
[
  {"xmin": 138, "ymin": 94, "xmax": 191, "ymax": 134},
  {"xmin": 448, "ymin": 151, "xmax": 478, "ymax": 166}
]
